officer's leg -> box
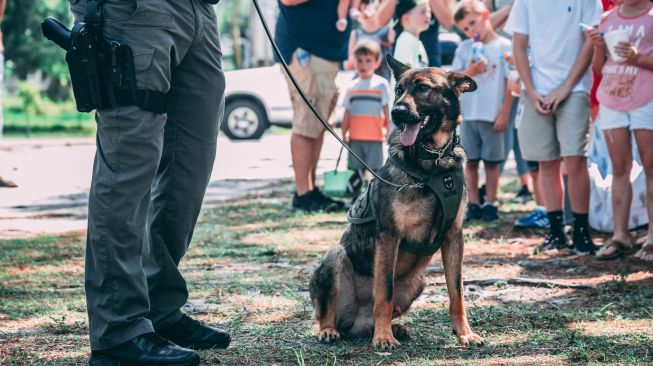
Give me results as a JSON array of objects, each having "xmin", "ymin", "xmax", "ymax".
[
  {"xmin": 144, "ymin": 1, "xmax": 225, "ymax": 327},
  {"xmin": 82, "ymin": 0, "xmax": 192, "ymax": 351}
]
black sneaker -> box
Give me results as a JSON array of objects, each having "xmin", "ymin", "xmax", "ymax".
[
  {"xmin": 572, "ymin": 226, "xmax": 599, "ymax": 255},
  {"xmin": 311, "ymin": 188, "xmax": 345, "ymax": 212},
  {"xmin": 512, "ymin": 185, "xmax": 533, "ymax": 203},
  {"xmin": 291, "ymin": 191, "xmax": 322, "ymax": 212},
  {"xmin": 534, "ymin": 232, "xmax": 570, "ymax": 254},
  {"xmin": 465, "ymin": 203, "xmax": 483, "ymax": 223},
  {"xmin": 481, "ymin": 203, "xmax": 499, "ymax": 222}
]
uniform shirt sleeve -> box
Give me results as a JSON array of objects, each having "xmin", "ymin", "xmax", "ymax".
[
  {"xmin": 504, "ymin": 0, "xmax": 528, "ymax": 36},
  {"xmin": 583, "ymin": 0, "xmax": 604, "ymax": 26}
]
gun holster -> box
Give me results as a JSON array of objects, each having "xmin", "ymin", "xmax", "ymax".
[{"xmin": 42, "ymin": 0, "xmax": 167, "ymax": 113}]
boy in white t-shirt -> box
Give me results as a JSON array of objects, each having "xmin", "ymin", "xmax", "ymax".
[
  {"xmin": 392, "ymin": 0, "xmax": 431, "ymax": 68},
  {"xmin": 452, "ymin": 0, "xmax": 513, "ymax": 222},
  {"xmin": 505, "ymin": 0, "xmax": 603, "ymax": 255}
]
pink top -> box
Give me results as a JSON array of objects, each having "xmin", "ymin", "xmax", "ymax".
[{"xmin": 597, "ymin": 5, "xmax": 653, "ymax": 111}]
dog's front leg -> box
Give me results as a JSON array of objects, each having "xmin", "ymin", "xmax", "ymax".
[
  {"xmin": 441, "ymin": 228, "xmax": 484, "ymax": 346},
  {"xmin": 372, "ymin": 234, "xmax": 401, "ymax": 350}
]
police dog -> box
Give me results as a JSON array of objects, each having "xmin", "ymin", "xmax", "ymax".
[{"xmin": 309, "ymin": 55, "xmax": 483, "ymax": 350}]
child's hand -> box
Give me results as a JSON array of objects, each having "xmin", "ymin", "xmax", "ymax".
[
  {"xmin": 465, "ymin": 59, "xmax": 487, "ymax": 77},
  {"xmin": 504, "ymin": 52, "xmax": 514, "ymax": 66},
  {"xmin": 526, "ymin": 88, "xmax": 550, "ymax": 115},
  {"xmin": 542, "ymin": 84, "xmax": 571, "ymax": 112},
  {"xmin": 586, "ymin": 27, "xmax": 606, "ymax": 49},
  {"xmin": 493, "ymin": 111, "xmax": 509, "ymax": 132},
  {"xmin": 615, "ymin": 41, "xmax": 640, "ymax": 63}
]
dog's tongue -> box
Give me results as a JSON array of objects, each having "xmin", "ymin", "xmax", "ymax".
[{"xmin": 400, "ymin": 123, "xmax": 420, "ymax": 147}]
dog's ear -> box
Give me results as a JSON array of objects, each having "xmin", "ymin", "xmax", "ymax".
[
  {"xmin": 386, "ymin": 54, "xmax": 410, "ymax": 83},
  {"xmin": 446, "ymin": 72, "xmax": 477, "ymax": 97}
]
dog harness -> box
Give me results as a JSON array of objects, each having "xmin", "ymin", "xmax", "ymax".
[{"xmin": 347, "ymin": 136, "xmax": 464, "ymax": 257}]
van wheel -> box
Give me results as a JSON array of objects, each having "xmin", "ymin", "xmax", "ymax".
[{"xmin": 221, "ymin": 99, "xmax": 268, "ymax": 140}]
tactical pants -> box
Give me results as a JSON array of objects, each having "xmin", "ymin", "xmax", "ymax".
[{"xmin": 70, "ymin": 0, "xmax": 225, "ymax": 350}]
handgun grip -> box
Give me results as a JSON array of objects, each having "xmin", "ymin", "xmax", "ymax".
[{"xmin": 41, "ymin": 17, "xmax": 72, "ymax": 51}]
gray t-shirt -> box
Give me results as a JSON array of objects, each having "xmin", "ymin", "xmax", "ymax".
[{"xmin": 452, "ymin": 36, "xmax": 512, "ymax": 123}]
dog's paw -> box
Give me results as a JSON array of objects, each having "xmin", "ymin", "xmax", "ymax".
[
  {"xmin": 317, "ymin": 328, "xmax": 340, "ymax": 343},
  {"xmin": 456, "ymin": 332, "xmax": 484, "ymax": 347},
  {"xmin": 373, "ymin": 334, "xmax": 401, "ymax": 351},
  {"xmin": 391, "ymin": 324, "xmax": 410, "ymax": 340}
]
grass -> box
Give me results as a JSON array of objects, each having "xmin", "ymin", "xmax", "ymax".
[
  {"xmin": 1, "ymin": 185, "xmax": 652, "ymax": 365},
  {"xmin": 2, "ymin": 111, "xmax": 96, "ymax": 137}
]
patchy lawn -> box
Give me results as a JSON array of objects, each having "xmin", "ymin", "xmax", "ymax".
[{"xmin": 1, "ymin": 184, "xmax": 652, "ymax": 365}]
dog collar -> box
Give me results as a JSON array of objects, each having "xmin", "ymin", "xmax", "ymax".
[{"xmin": 412, "ymin": 130, "xmax": 459, "ymax": 165}]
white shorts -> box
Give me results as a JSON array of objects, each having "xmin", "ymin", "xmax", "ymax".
[{"xmin": 597, "ymin": 99, "xmax": 653, "ymax": 131}]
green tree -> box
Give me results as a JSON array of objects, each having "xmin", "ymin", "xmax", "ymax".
[{"xmin": 3, "ymin": 0, "xmax": 72, "ymax": 99}]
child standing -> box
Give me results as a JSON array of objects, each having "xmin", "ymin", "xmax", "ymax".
[
  {"xmin": 590, "ymin": 0, "xmax": 653, "ymax": 261},
  {"xmin": 505, "ymin": 0, "xmax": 602, "ymax": 255},
  {"xmin": 393, "ymin": 0, "xmax": 432, "ymax": 68},
  {"xmin": 344, "ymin": 0, "xmax": 394, "ymax": 80},
  {"xmin": 452, "ymin": 0, "xmax": 513, "ymax": 222},
  {"xmin": 341, "ymin": 40, "xmax": 391, "ymax": 195}
]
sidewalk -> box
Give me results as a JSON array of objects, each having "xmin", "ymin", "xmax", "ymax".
[
  {"xmin": 0, "ymin": 133, "xmax": 519, "ymax": 239},
  {"xmin": 0, "ymin": 134, "xmax": 307, "ymax": 238}
]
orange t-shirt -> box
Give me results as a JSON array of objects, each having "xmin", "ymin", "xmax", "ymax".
[{"xmin": 343, "ymin": 74, "xmax": 390, "ymax": 142}]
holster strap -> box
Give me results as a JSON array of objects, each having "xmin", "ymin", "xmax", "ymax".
[{"xmin": 116, "ymin": 89, "xmax": 168, "ymax": 114}]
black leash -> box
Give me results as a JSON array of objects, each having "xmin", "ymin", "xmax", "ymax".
[{"xmin": 250, "ymin": 0, "xmax": 407, "ymax": 190}]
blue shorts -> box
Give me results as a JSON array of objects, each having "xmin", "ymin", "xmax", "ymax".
[{"xmin": 460, "ymin": 120, "xmax": 505, "ymax": 163}]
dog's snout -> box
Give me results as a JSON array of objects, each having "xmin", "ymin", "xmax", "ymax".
[{"xmin": 391, "ymin": 104, "xmax": 411, "ymax": 121}]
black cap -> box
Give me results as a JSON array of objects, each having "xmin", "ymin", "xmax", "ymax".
[{"xmin": 393, "ymin": 0, "xmax": 429, "ymax": 33}]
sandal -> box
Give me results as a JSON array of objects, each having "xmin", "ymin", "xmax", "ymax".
[
  {"xmin": 596, "ymin": 238, "xmax": 635, "ymax": 260},
  {"xmin": 633, "ymin": 240, "xmax": 653, "ymax": 262},
  {"xmin": 0, "ymin": 177, "xmax": 17, "ymax": 188}
]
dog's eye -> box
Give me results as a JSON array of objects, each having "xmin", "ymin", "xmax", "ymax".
[
  {"xmin": 395, "ymin": 85, "xmax": 404, "ymax": 95},
  {"xmin": 416, "ymin": 84, "xmax": 431, "ymax": 93}
]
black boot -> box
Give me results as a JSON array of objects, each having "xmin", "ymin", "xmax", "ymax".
[
  {"xmin": 89, "ymin": 332, "xmax": 199, "ymax": 366},
  {"xmin": 158, "ymin": 314, "xmax": 231, "ymax": 350}
]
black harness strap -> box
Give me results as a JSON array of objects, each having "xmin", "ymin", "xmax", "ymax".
[{"xmin": 387, "ymin": 136, "xmax": 465, "ymax": 256}]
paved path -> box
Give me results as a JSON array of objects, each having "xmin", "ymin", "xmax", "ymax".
[
  {"xmin": 0, "ymin": 132, "xmax": 518, "ymax": 239},
  {"xmin": 0, "ymin": 133, "xmax": 346, "ymax": 238}
]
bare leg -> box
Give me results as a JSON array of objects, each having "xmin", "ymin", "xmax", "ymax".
[
  {"xmin": 562, "ymin": 155, "xmax": 590, "ymax": 214},
  {"xmin": 309, "ymin": 131, "xmax": 325, "ymax": 191},
  {"xmin": 465, "ymin": 161, "xmax": 480, "ymax": 205},
  {"xmin": 604, "ymin": 128, "xmax": 633, "ymax": 244},
  {"xmin": 531, "ymin": 170, "xmax": 543, "ymax": 206},
  {"xmin": 634, "ymin": 129, "xmax": 653, "ymax": 247},
  {"xmin": 484, "ymin": 162, "xmax": 500, "ymax": 203},
  {"xmin": 539, "ymin": 160, "xmax": 563, "ymax": 211},
  {"xmin": 291, "ymin": 132, "xmax": 317, "ymax": 195}
]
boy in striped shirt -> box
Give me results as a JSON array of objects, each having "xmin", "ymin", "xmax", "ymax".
[{"xmin": 341, "ymin": 40, "xmax": 391, "ymax": 194}]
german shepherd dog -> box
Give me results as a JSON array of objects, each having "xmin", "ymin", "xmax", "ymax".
[{"xmin": 309, "ymin": 55, "xmax": 483, "ymax": 350}]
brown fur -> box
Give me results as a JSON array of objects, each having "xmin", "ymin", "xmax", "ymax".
[{"xmin": 309, "ymin": 55, "xmax": 483, "ymax": 350}]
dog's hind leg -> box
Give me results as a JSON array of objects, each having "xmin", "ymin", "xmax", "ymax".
[
  {"xmin": 309, "ymin": 248, "xmax": 344, "ymax": 343},
  {"xmin": 441, "ymin": 225, "xmax": 484, "ymax": 346}
]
